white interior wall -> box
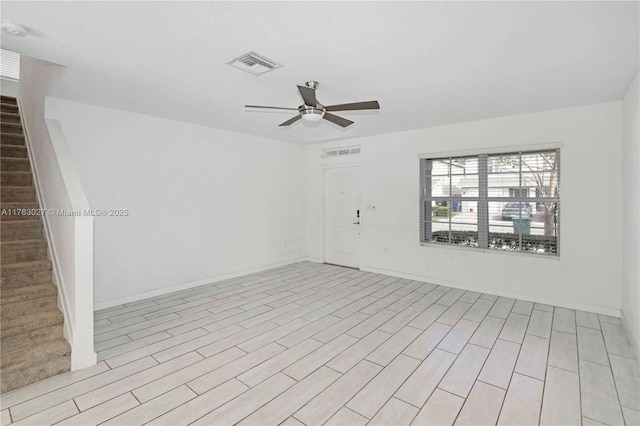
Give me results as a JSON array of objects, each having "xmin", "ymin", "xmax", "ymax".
[
  {"xmin": 1, "ymin": 78, "xmax": 19, "ymax": 97},
  {"xmin": 40, "ymin": 95, "xmax": 628, "ymax": 316},
  {"xmin": 305, "ymin": 102, "xmax": 624, "ymax": 315},
  {"xmin": 46, "ymin": 98, "xmax": 306, "ymax": 307},
  {"xmin": 622, "ymin": 72, "xmax": 640, "ymax": 357}
]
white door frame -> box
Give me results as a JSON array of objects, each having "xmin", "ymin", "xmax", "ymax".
[{"xmin": 323, "ymin": 164, "xmax": 362, "ymax": 269}]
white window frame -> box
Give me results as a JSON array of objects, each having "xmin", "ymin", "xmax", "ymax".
[{"xmin": 419, "ymin": 147, "xmax": 560, "ymax": 256}]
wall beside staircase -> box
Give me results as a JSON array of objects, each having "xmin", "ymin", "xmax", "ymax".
[
  {"xmin": 1, "ymin": 78, "xmax": 18, "ymax": 98},
  {"xmin": 46, "ymin": 98, "xmax": 306, "ymax": 308},
  {"xmin": 16, "ymin": 56, "xmax": 96, "ymax": 370}
]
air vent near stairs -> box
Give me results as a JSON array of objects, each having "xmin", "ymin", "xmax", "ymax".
[
  {"xmin": 227, "ymin": 51, "xmax": 281, "ymax": 76},
  {"xmin": 0, "ymin": 49, "xmax": 20, "ymax": 80}
]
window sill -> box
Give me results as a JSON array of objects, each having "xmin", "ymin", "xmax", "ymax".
[{"xmin": 420, "ymin": 242, "xmax": 560, "ymax": 260}]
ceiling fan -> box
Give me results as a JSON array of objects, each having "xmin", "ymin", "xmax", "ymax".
[{"xmin": 245, "ymin": 81, "xmax": 380, "ymax": 128}]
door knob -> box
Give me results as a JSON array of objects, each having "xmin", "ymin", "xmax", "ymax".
[{"xmin": 353, "ymin": 221, "xmax": 360, "ymax": 225}]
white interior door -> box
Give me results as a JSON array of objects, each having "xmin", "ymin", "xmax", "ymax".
[{"xmin": 325, "ymin": 166, "xmax": 361, "ymax": 268}]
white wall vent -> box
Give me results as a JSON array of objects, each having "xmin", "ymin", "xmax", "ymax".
[
  {"xmin": 0, "ymin": 49, "xmax": 20, "ymax": 80},
  {"xmin": 227, "ymin": 51, "xmax": 281, "ymax": 76},
  {"xmin": 322, "ymin": 146, "xmax": 361, "ymax": 158}
]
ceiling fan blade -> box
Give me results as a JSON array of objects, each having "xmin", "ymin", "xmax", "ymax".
[
  {"xmin": 297, "ymin": 85, "xmax": 317, "ymax": 107},
  {"xmin": 323, "ymin": 112, "xmax": 354, "ymax": 128},
  {"xmin": 245, "ymin": 105, "xmax": 298, "ymax": 111},
  {"xmin": 279, "ymin": 115, "xmax": 302, "ymax": 127},
  {"xmin": 325, "ymin": 101, "xmax": 380, "ymax": 111}
]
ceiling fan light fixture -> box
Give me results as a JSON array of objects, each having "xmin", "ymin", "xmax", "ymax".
[{"xmin": 300, "ymin": 107, "xmax": 325, "ymax": 122}]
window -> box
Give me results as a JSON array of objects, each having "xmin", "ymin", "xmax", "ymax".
[
  {"xmin": 420, "ymin": 148, "xmax": 559, "ymax": 256},
  {"xmin": 509, "ymin": 188, "xmax": 528, "ymax": 198}
]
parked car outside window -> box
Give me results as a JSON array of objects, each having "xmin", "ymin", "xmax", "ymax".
[{"xmin": 501, "ymin": 202, "xmax": 532, "ymax": 220}]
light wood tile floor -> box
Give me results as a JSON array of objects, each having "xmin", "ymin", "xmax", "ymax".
[{"xmin": 2, "ymin": 262, "xmax": 639, "ymax": 425}]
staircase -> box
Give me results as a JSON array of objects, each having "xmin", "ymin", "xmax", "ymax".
[{"xmin": 1, "ymin": 95, "xmax": 71, "ymax": 394}]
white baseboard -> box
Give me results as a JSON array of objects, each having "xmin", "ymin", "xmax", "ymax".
[
  {"xmin": 360, "ymin": 264, "xmax": 622, "ymax": 318},
  {"xmin": 620, "ymin": 312, "xmax": 640, "ymax": 364},
  {"xmin": 95, "ymin": 254, "xmax": 625, "ymax": 326},
  {"xmin": 94, "ymin": 257, "xmax": 308, "ymax": 310}
]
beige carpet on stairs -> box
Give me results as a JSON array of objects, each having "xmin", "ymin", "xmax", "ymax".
[{"xmin": 0, "ymin": 95, "xmax": 71, "ymax": 394}]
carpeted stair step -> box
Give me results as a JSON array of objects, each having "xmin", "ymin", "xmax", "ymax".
[
  {"xmin": 0, "ymin": 321, "xmax": 64, "ymax": 354},
  {"xmin": 1, "ymin": 259, "xmax": 52, "ymax": 288},
  {"xmin": 1, "ymin": 144, "xmax": 28, "ymax": 158},
  {"xmin": 1, "ymin": 171, "xmax": 32, "ymax": 186},
  {"xmin": 1, "ymin": 96, "xmax": 17, "ymax": 105},
  {"xmin": 1, "ymin": 282, "xmax": 57, "ymax": 304},
  {"xmin": 1, "ymin": 112, "xmax": 21, "ymax": 124},
  {"xmin": 0, "ymin": 286, "xmax": 58, "ymax": 321},
  {"xmin": 0, "ymin": 338, "xmax": 71, "ymax": 394},
  {"xmin": 1, "ymin": 283, "xmax": 58, "ymax": 319},
  {"xmin": 1, "ymin": 133, "xmax": 25, "ymax": 146},
  {"xmin": 0, "ymin": 308, "xmax": 64, "ymax": 339},
  {"xmin": 1, "ymin": 186, "xmax": 36, "ymax": 203},
  {"xmin": 1, "ymin": 157, "xmax": 30, "ymax": 172},
  {"xmin": 1, "ymin": 103, "xmax": 18, "ymax": 114},
  {"xmin": 1, "ymin": 220, "xmax": 43, "ymax": 240},
  {"xmin": 1, "ymin": 308, "xmax": 66, "ymax": 363},
  {"xmin": 1, "ymin": 202, "xmax": 40, "ymax": 220},
  {"xmin": 1, "ymin": 122, "xmax": 22, "ymax": 134},
  {"xmin": 1, "ymin": 239, "xmax": 48, "ymax": 264}
]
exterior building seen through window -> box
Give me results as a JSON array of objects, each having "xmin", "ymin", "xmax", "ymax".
[{"xmin": 420, "ymin": 148, "xmax": 560, "ymax": 256}]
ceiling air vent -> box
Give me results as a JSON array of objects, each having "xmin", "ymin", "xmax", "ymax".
[
  {"xmin": 0, "ymin": 49, "xmax": 20, "ymax": 80},
  {"xmin": 228, "ymin": 51, "xmax": 280, "ymax": 76}
]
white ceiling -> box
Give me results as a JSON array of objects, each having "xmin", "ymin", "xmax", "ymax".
[{"xmin": 2, "ymin": 1, "xmax": 638, "ymax": 145}]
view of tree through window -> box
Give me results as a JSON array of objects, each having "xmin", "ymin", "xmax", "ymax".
[{"xmin": 420, "ymin": 148, "xmax": 560, "ymax": 255}]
